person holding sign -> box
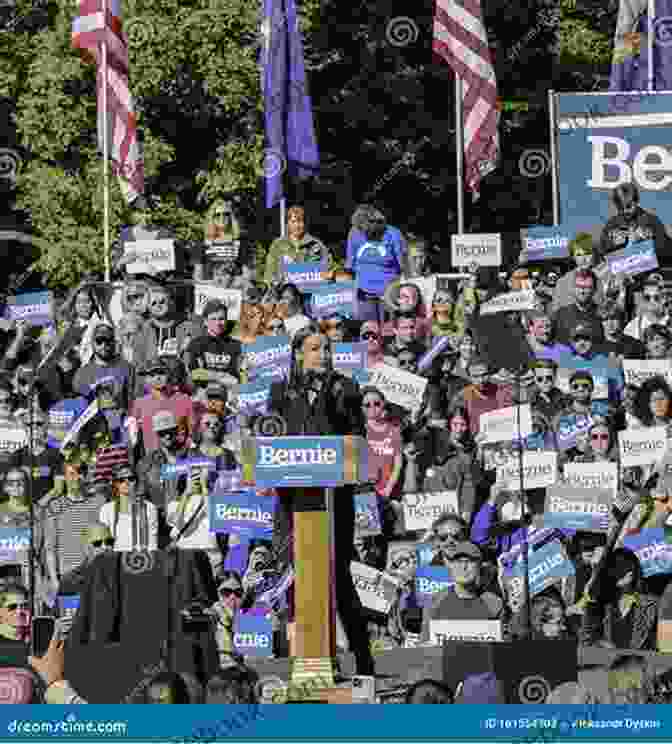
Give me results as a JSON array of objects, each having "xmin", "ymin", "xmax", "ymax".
[
  {"xmin": 624, "ymin": 277, "xmax": 670, "ymax": 341},
  {"xmin": 455, "ymin": 358, "xmax": 513, "ymax": 436},
  {"xmin": 552, "ymin": 270, "xmax": 604, "ymax": 346},
  {"xmin": 597, "ymin": 303, "xmax": 645, "ymax": 361},
  {"xmin": 420, "ymin": 541, "xmax": 504, "ymax": 644},
  {"xmin": 600, "ymin": 183, "xmax": 671, "ymax": 267},
  {"xmin": 550, "ymin": 233, "xmax": 603, "ymax": 312},
  {"xmin": 263, "ymin": 206, "xmax": 329, "ymax": 286},
  {"xmin": 185, "ymin": 301, "xmax": 242, "ymax": 387},
  {"xmin": 642, "ymin": 324, "xmax": 672, "ymax": 361},
  {"xmin": 275, "ymin": 283, "xmax": 311, "ymax": 340}
]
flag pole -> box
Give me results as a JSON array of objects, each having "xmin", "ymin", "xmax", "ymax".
[
  {"xmin": 280, "ymin": 197, "xmax": 287, "ymax": 238},
  {"xmin": 455, "ymin": 76, "xmax": 465, "ymax": 234},
  {"xmin": 102, "ymin": 0, "xmax": 111, "ymax": 283},
  {"xmin": 649, "ymin": 0, "xmax": 655, "ymax": 92}
]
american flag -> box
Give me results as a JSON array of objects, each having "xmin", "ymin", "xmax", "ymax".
[
  {"xmin": 72, "ymin": 0, "xmax": 144, "ymax": 204},
  {"xmin": 433, "ymin": 0, "xmax": 499, "ymax": 198}
]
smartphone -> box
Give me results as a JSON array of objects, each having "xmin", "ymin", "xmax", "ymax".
[{"xmin": 31, "ymin": 617, "xmax": 55, "ymax": 658}]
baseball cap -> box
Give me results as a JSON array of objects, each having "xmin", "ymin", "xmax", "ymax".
[
  {"xmin": 445, "ymin": 541, "xmax": 482, "ymax": 561},
  {"xmin": 152, "ymin": 410, "xmax": 178, "ymax": 432}
]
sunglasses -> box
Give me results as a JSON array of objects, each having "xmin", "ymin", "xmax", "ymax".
[
  {"xmin": 95, "ymin": 337, "xmax": 115, "ymax": 345},
  {"xmin": 571, "ymin": 382, "xmax": 592, "ymax": 391},
  {"xmin": 158, "ymin": 429, "xmax": 178, "ymax": 437},
  {"xmin": 4, "ymin": 603, "xmax": 28, "ymax": 612},
  {"xmin": 219, "ymin": 587, "xmax": 243, "ymax": 598},
  {"xmin": 591, "ymin": 432, "xmax": 610, "ymax": 442},
  {"xmin": 535, "ymin": 375, "xmax": 554, "ymax": 383},
  {"xmin": 361, "ymin": 332, "xmax": 379, "ymax": 341},
  {"xmin": 91, "ymin": 539, "xmax": 115, "ymax": 548},
  {"xmin": 204, "ymin": 421, "xmax": 221, "ymax": 428},
  {"xmin": 363, "ymin": 400, "xmax": 383, "ymax": 408}
]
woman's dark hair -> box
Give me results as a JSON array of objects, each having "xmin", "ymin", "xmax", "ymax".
[
  {"xmin": 405, "ymin": 679, "xmax": 453, "ymax": 704},
  {"xmin": 595, "ymin": 548, "xmax": 643, "ymax": 604},
  {"xmin": 634, "ymin": 375, "xmax": 672, "ymax": 425},
  {"xmin": 143, "ymin": 671, "xmax": 192, "ymax": 704},
  {"xmin": 288, "ymin": 323, "xmax": 331, "ymax": 386}
]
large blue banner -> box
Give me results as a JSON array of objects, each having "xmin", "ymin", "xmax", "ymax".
[
  {"xmin": 624, "ymin": 528, "xmax": 672, "ymax": 577},
  {"xmin": 0, "ymin": 528, "xmax": 30, "ymax": 562},
  {"xmin": 280, "ymin": 259, "xmax": 327, "ymax": 290},
  {"xmin": 521, "ymin": 225, "xmax": 571, "ymax": 261},
  {"xmin": 233, "ymin": 610, "xmax": 274, "ymax": 658},
  {"xmin": 555, "ymin": 92, "xmax": 672, "ymax": 244},
  {"xmin": 414, "ymin": 566, "xmax": 454, "ymax": 608},
  {"xmin": 235, "ymin": 379, "xmax": 272, "ymax": 416}
]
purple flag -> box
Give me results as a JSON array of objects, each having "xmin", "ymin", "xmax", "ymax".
[
  {"xmin": 609, "ymin": 0, "xmax": 672, "ymax": 94},
  {"xmin": 261, "ymin": 0, "xmax": 319, "ymax": 208}
]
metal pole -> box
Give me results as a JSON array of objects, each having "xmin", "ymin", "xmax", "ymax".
[
  {"xmin": 548, "ymin": 90, "xmax": 560, "ymax": 226},
  {"xmin": 28, "ymin": 375, "xmax": 35, "ymax": 618},
  {"xmin": 280, "ymin": 198, "xmax": 287, "ymax": 238},
  {"xmin": 649, "ymin": 0, "xmax": 655, "ymax": 92},
  {"xmin": 455, "ymin": 76, "xmax": 465, "ymax": 234},
  {"xmin": 102, "ymin": 0, "xmax": 111, "ymax": 283},
  {"xmin": 326, "ymin": 487, "xmax": 337, "ymax": 661},
  {"xmin": 516, "ymin": 369, "xmax": 531, "ymax": 639}
]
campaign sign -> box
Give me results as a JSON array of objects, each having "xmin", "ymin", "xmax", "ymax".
[
  {"xmin": 619, "ymin": 426, "xmax": 668, "ymax": 468},
  {"xmin": 544, "ymin": 484, "xmax": 611, "ymax": 533},
  {"xmin": 479, "ymin": 290, "xmax": 537, "ymax": 315},
  {"xmin": 233, "ymin": 379, "xmax": 271, "ymax": 417},
  {"xmin": 233, "ymin": 611, "xmax": 273, "ymax": 658},
  {"xmin": 209, "ymin": 488, "xmax": 276, "ymax": 539},
  {"xmin": 480, "ymin": 404, "xmax": 533, "ymax": 445},
  {"xmin": 243, "ymin": 436, "xmax": 367, "ymax": 488},
  {"xmin": 280, "ymin": 259, "xmax": 328, "ymax": 290},
  {"xmin": 5, "ymin": 291, "xmax": 53, "ymax": 327},
  {"xmin": 351, "ymin": 561, "xmax": 400, "ymax": 615},
  {"xmin": 415, "ymin": 542, "xmax": 435, "ymax": 568},
  {"xmin": 0, "ymin": 528, "xmax": 30, "ymax": 561},
  {"xmin": 244, "ymin": 336, "xmax": 291, "ymax": 382},
  {"xmin": 623, "ymin": 528, "xmax": 672, "ymax": 577},
  {"xmin": 332, "ymin": 343, "xmax": 368, "ymax": 377},
  {"xmin": 430, "ymin": 619, "xmax": 502, "ymax": 646},
  {"xmin": 124, "ymin": 239, "xmax": 175, "ymax": 274},
  {"xmin": 555, "ymin": 91, "xmax": 672, "ymax": 235},
  {"xmin": 160, "ymin": 457, "xmax": 216, "ymax": 481},
  {"xmin": 401, "ymin": 491, "xmax": 458, "ymax": 532},
  {"xmin": 563, "ymin": 461, "xmax": 618, "ymax": 496},
  {"xmin": 507, "ymin": 540, "xmax": 575, "ymax": 597},
  {"xmin": 194, "ymin": 284, "xmax": 242, "ymax": 322},
  {"xmin": 354, "ymin": 492, "xmax": 382, "ymax": 536},
  {"xmin": 367, "ymin": 364, "xmax": 428, "ymax": 414},
  {"xmin": 521, "ymin": 225, "xmax": 571, "ymax": 261},
  {"xmin": 451, "ymin": 233, "xmax": 502, "ymax": 267},
  {"xmin": 607, "ymin": 240, "xmax": 659, "ymax": 277},
  {"xmin": 307, "ymin": 281, "xmax": 356, "ymax": 319},
  {"xmin": 555, "ymin": 413, "xmax": 593, "ymax": 451},
  {"xmin": 0, "ymin": 427, "xmax": 27, "ymax": 455},
  {"xmin": 414, "ymin": 567, "xmax": 454, "ymax": 609},
  {"xmin": 623, "ymin": 359, "xmax": 672, "ymax": 389},
  {"xmin": 496, "ymin": 450, "xmax": 558, "ymax": 491},
  {"xmin": 47, "ymin": 399, "xmax": 88, "ymax": 449}
]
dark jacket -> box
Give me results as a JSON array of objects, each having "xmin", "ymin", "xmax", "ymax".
[
  {"xmin": 268, "ymin": 371, "xmax": 365, "ymax": 437},
  {"xmin": 580, "ymin": 593, "xmax": 658, "ymax": 650}
]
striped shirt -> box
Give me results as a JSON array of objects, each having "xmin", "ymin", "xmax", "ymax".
[{"xmin": 43, "ymin": 491, "xmax": 107, "ymax": 577}]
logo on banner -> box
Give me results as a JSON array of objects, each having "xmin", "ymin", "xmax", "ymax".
[
  {"xmin": 308, "ymin": 282, "xmax": 355, "ymax": 319},
  {"xmin": 124, "ymin": 240, "xmax": 175, "ymax": 274},
  {"xmin": 545, "ymin": 484, "xmax": 611, "ymax": 532},
  {"xmin": 607, "ymin": 241, "xmax": 659, "ymax": 277},
  {"xmin": 281, "ymin": 259, "xmax": 327, "ymax": 289},
  {"xmin": 244, "ymin": 337, "xmax": 291, "ymax": 381},
  {"xmin": 522, "ymin": 226, "xmax": 571, "ymax": 261},
  {"xmin": 402, "ymin": 492, "xmax": 458, "ymax": 532},
  {"xmin": 624, "ymin": 529, "xmax": 672, "ymax": 577},
  {"xmin": 451, "ymin": 234, "xmax": 502, "ymax": 267},
  {"xmin": 209, "ymin": 488, "xmax": 275, "ymax": 538},
  {"xmin": 234, "ymin": 613, "xmax": 273, "ymax": 658},
  {"xmin": 619, "ymin": 426, "xmax": 668, "ymax": 468},
  {"xmin": 194, "ymin": 285, "xmax": 242, "ymax": 321},
  {"xmin": 415, "ymin": 567, "xmax": 454, "ymax": 608}
]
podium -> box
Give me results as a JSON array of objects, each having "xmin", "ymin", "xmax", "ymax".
[{"xmin": 242, "ymin": 436, "xmax": 367, "ymax": 691}]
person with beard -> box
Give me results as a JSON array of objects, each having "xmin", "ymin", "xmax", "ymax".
[
  {"xmin": 263, "ymin": 206, "xmax": 330, "ymax": 286},
  {"xmin": 600, "ymin": 182, "xmax": 672, "ymax": 266},
  {"xmin": 185, "ymin": 300, "xmax": 242, "ymax": 388},
  {"xmin": 552, "ymin": 270, "xmax": 604, "ymax": 346},
  {"xmin": 346, "ymin": 207, "xmax": 408, "ymax": 324},
  {"xmin": 129, "ymin": 358, "xmax": 196, "ymax": 456},
  {"xmin": 72, "ymin": 323, "xmax": 135, "ymax": 413},
  {"xmin": 525, "ymin": 311, "xmax": 570, "ymax": 363},
  {"xmin": 383, "ymin": 313, "xmax": 426, "ymax": 363},
  {"xmin": 454, "ymin": 358, "xmax": 513, "ymax": 436},
  {"xmin": 528, "ymin": 360, "xmax": 567, "ymax": 422},
  {"xmin": 143, "ymin": 283, "xmax": 197, "ymax": 359},
  {"xmin": 550, "ymin": 233, "xmax": 605, "ymax": 312},
  {"xmin": 422, "ymin": 408, "xmax": 483, "ymax": 525},
  {"xmin": 552, "ymin": 371, "xmax": 600, "ymax": 454},
  {"xmin": 267, "ymin": 323, "xmax": 375, "ymax": 676}
]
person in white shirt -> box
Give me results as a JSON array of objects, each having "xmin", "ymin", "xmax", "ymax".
[
  {"xmin": 165, "ymin": 465, "xmax": 221, "ymax": 573},
  {"xmin": 275, "ymin": 283, "xmax": 311, "ymax": 339},
  {"xmin": 99, "ymin": 464, "xmax": 158, "ymax": 551}
]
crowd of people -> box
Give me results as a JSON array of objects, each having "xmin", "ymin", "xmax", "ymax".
[{"xmin": 1, "ymin": 191, "xmax": 672, "ymax": 704}]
